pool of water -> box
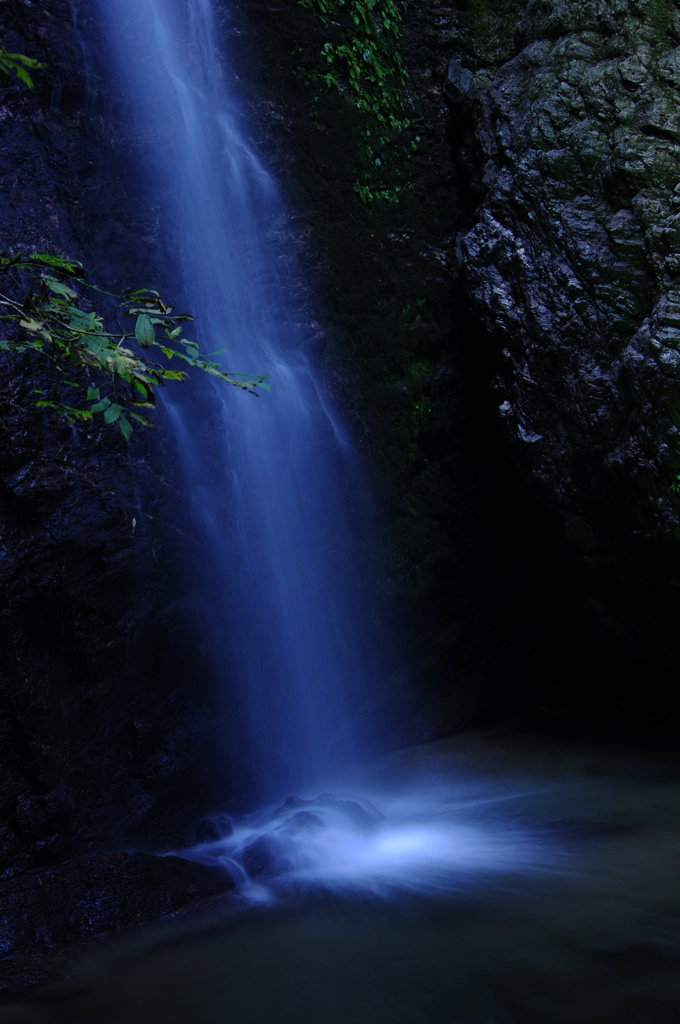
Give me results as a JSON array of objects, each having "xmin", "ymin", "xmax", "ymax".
[{"xmin": 2, "ymin": 730, "xmax": 679, "ymax": 1023}]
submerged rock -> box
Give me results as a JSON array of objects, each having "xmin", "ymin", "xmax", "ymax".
[
  {"xmin": 277, "ymin": 811, "xmax": 326, "ymax": 837},
  {"xmin": 273, "ymin": 794, "xmax": 384, "ymax": 833},
  {"xmin": 241, "ymin": 834, "xmax": 296, "ymax": 879},
  {"xmin": 193, "ymin": 814, "xmax": 234, "ymax": 845},
  {"xmin": 317, "ymin": 794, "xmax": 384, "ymax": 831}
]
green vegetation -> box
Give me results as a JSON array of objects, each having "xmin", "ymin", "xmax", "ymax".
[
  {"xmin": 296, "ymin": 0, "xmax": 416, "ymax": 201},
  {"xmin": 647, "ymin": 0, "xmax": 676, "ymax": 45},
  {"xmin": 0, "ymin": 47, "xmax": 265, "ymax": 438},
  {"xmin": 0, "ymin": 48, "xmax": 42, "ymax": 88},
  {"xmin": 454, "ymin": 0, "xmax": 526, "ymax": 68},
  {"xmin": 0, "ymin": 253, "xmax": 266, "ymax": 438}
]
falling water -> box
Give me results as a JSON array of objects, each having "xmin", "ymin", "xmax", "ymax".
[
  {"xmin": 94, "ymin": 0, "xmax": 382, "ymax": 804},
  {"xmin": 89, "ymin": 0, "xmax": 551, "ymax": 907},
  {"xmin": 90, "ymin": 0, "xmax": 552, "ymax": 909}
]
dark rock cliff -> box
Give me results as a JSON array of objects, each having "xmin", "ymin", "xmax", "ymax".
[
  {"xmin": 1, "ymin": 0, "xmax": 232, "ymax": 989},
  {"xmin": 455, "ymin": 0, "xmax": 680, "ymax": 681}
]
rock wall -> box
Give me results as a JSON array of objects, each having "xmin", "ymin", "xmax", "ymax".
[
  {"xmin": 1, "ymin": 0, "xmax": 231, "ymax": 985},
  {"xmin": 455, "ymin": 0, "xmax": 680, "ymax": 674}
]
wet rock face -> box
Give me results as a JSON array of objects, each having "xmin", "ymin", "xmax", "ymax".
[
  {"xmin": 0, "ymin": 1, "xmax": 221, "ymax": 875},
  {"xmin": 0, "ymin": 0, "xmax": 235, "ymax": 985},
  {"xmin": 457, "ymin": 0, "xmax": 680, "ymax": 662}
]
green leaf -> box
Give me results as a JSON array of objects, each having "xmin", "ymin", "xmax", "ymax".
[
  {"xmin": 83, "ymin": 334, "xmax": 110, "ymax": 357},
  {"xmin": 67, "ymin": 308, "xmax": 100, "ymax": 331},
  {"xmin": 0, "ymin": 50, "xmax": 43, "ymax": 89},
  {"xmin": 19, "ymin": 317, "xmax": 44, "ymax": 333},
  {"xmin": 135, "ymin": 313, "xmax": 155, "ymax": 347},
  {"xmin": 90, "ymin": 398, "xmax": 111, "ymax": 414},
  {"xmin": 15, "ymin": 66, "xmax": 34, "ymax": 88},
  {"xmin": 43, "ymin": 275, "xmax": 78, "ymax": 300},
  {"xmin": 29, "ymin": 253, "xmax": 82, "ymax": 274},
  {"xmin": 103, "ymin": 403, "xmax": 122, "ymax": 424},
  {"xmin": 119, "ymin": 416, "xmax": 133, "ymax": 441},
  {"xmin": 86, "ymin": 386, "xmax": 101, "ymax": 401},
  {"xmin": 130, "ymin": 411, "xmax": 153, "ymax": 427}
]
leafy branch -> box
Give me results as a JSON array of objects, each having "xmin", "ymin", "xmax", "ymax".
[
  {"xmin": 0, "ymin": 252, "xmax": 268, "ymax": 439},
  {"xmin": 0, "ymin": 48, "xmax": 43, "ymax": 88},
  {"xmin": 296, "ymin": 0, "xmax": 417, "ymax": 202}
]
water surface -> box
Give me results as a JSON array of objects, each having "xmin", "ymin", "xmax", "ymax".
[{"xmin": 4, "ymin": 731, "xmax": 679, "ymax": 1023}]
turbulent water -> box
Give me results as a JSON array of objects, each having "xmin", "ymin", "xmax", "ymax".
[
  {"xmin": 177, "ymin": 751, "xmax": 552, "ymax": 903},
  {"xmin": 3, "ymin": 733, "xmax": 680, "ymax": 1024},
  {"xmin": 93, "ymin": 0, "xmax": 383, "ymax": 804}
]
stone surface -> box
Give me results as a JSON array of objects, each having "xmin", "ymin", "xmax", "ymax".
[
  {"xmin": 445, "ymin": 58, "xmax": 477, "ymax": 102},
  {"xmin": 0, "ymin": 851, "xmax": 232, "ymax": 994},
  {"xmin": 0, "ymin": 0, "xmax": 230, "ymax": 984},
  {"xmin": 456, "ymin": 0, "xmax": 680, "ymax": 667},
  {"xmin": 240, "ymin": 834, "xmax": 296, "ymax": 879}
]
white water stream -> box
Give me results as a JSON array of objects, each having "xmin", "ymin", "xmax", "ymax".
[
  {"xmin": 89, "ymin": 0, "xmax": 552, "ymax": 901},
  {"xmin": 94, "ymin": 0, "xmax": 381, "ymax": 805}
]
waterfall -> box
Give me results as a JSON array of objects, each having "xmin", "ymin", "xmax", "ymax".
[{"xmin": 93, "ymin": 0, "xmax": 382, "ymax": 804}]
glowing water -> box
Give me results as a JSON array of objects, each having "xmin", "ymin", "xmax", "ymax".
[
  {"xmin": 3, "ymin": 737, "xmax": 680, "ymax": 1023},
  {"xmin": 96, "ymin": 0, "xmax": 380, "ymax": 803},
  {"xmin": 94, "ymin": 0, "xmax": 548, "ymax": 907},
  {"xmin": 181, "ymin": 782, "xmax": 548, "ymax": 901}
]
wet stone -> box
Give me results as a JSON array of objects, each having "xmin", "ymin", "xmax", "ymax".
[
  {"xmin": 241, "ymin": 834, "xmax": 296, "ymax": 879},
  {"xmin": 277, "ymin": 811, "xmax": 325, "ymax": 837},
  {"xmin": 194, "ymin": 819, "xmax": 220, "ymax": 844}
]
